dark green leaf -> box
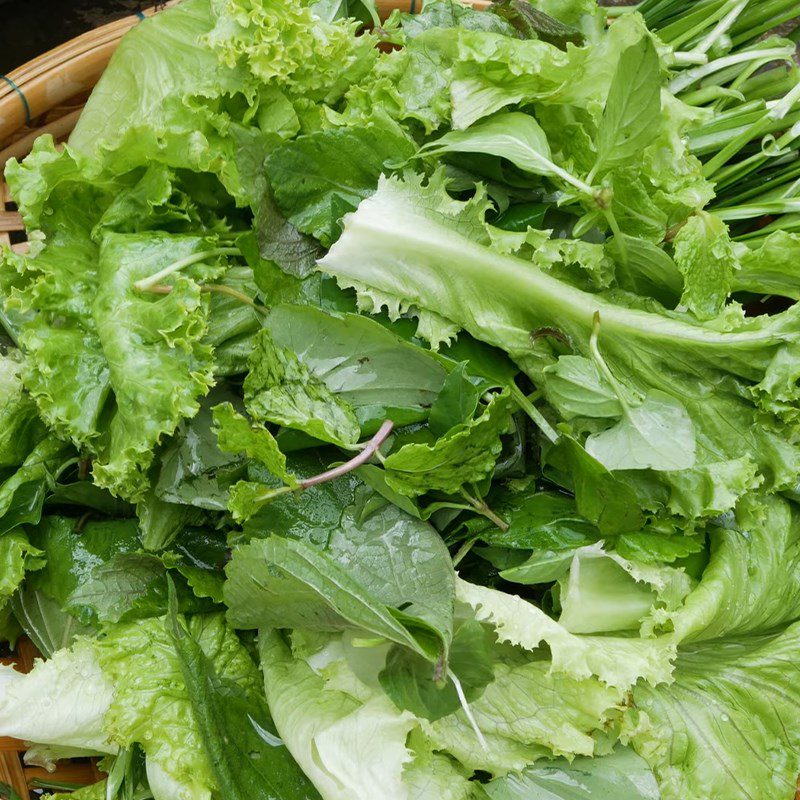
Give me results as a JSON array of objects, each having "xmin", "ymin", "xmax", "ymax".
[
  {"xmin": 47, "ymin": 481, "xmax": 135, "ymax": 517},
  {"xmin": 165, "ymin": 527, "xmax": 228, "ymax": 604},
  {"xmin": 379, "ymin": 619, "xmax": 496, "ymax": 720},
  {"xmin": 543, "ymin": 437, "xmax": 646, "ymax": 535},
  {"xmin": 27, "ymin": 516, "xmax": 142, "ymax": 606},
  {"xmin": 493, "ymin": 202, "xmax": 550, "ymax": 232},
  {"xmin": 65, "ymin": 553, "xmax": 169, "ymax": 625},
  {"xmin": 266, "ymin": 117, "xmax": 416, "ymax": 247},
  {"xmin": 498, "ymin": 549, "xmax": 576, "ymax": 584},
  {"xmin": 166, "ymin": 583, "xmax": 320, "ymax": 800},
  {"xmin": 0, "ymin": 438, "xmax": 70, "ymax": 535},
  {"xmin": 266, "ymin": 305, "xmax": 448, "ymax": 434},
  {"xmin": 137, "ymin": 488, "xmax": 204, "ymax": 552},
  {"xmin": 429, "ymin": 363, "xmax": 484, "ymax": 436},
  {"xmin": 227, "ymin": 503, "xmax": 455, "ymax": 661},
  {"xmin": 401, "ymin": 0, "xmax": 518, "ymax": 38},
  {"xmin": 474, "ymin": 490, "xmax": 600, "ymax": 550},
  {"xmin": 155, "ymin": 388, "xmax": 247, "ymax": 512},
  {"xmin": 490, "ymin": 0, "xmax": 584, "ymax": 47},
  {"xmin": 241, "ymin": 450, "xmax": 360, "ymax": 545},
  {"xmin": 252, "ymin": 186, "xmax": 323, "ymax": 279}
]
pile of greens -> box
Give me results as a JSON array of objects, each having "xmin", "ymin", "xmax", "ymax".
[{"xmin": 2, "ymin": 0, "xmax": 800, "ymax": 797}]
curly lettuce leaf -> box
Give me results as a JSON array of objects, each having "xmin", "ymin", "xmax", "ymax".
[
  {"xmin": 68, "ymin": 0, "xmax": 260, "ymax": 201},
  {"xmin": 455, "ymin": 578, "xmax": 675, "ymax": 689},
  {"xmin": 206, "ymin": 0, "xmax": 378, "ymax": 105},
  {"xmin": 91, "ymin": 232, "xmax": 218, "ymax": 497},
  {"xmin": 661, "ymin": 495, "xmax": 800, "ymax": 642},
  {"xmin": 0, "ymin": 638, "xmax": 117, "ymax": 754},
  {"xmin": 383, "ymin": 390, "xmax": 513, "ymax": 497},
  {"xmin": 319, "ymin": 170, "xmax": 800, "ymax": 517},
  {"xmin": 213, "ymin": 402, "xmax": 296, "ymax": 486},
  {"xmin": 244, "ymin": 328, "xmax": 360, "ymax": 447},
  {"xmin": 344, "ymin": 27, "xmax": 457, "ymax": 134},
  {"xmin": 4, "ymin": 141, "xmax": 114, "ymax": 446},
  {"xmin": 95, "ymin": 614, "xmax": 264, "ymax": 800},
  {"xmin": 5, "ymin": 142, "xmax": 226, "ymax": 500},
  {"xmin": 425, "ymin": 657, "xmax": 626, "ymax": 773},
  {"xmin": 556, "ymin": 543, "xmax": 693, "ymax": 635},
  {"xmin": 0, "ymin": 353, "xmax": 46, "ymax": 468},
  {"xmin": 733, "ymin": 230, "xmax": 800, "ymax": 299},
  {"xmin": 673, "ymin": 211, "xmax": 739, "ymax": 321},
  {"xmin": 445, "ymin": 13, "xmax": 645, "ymax": 130},
  {"xmin": 0, "ymin": 532, "xmax": 45, "ymax": 623}
]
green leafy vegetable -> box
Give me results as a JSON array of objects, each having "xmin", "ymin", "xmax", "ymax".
[
  {"xmin": 213, "ymin": 402, "xmax": 296, "ymax": 486},
  {"xmin": 267, "ymin": 115, "xmax": 416, "ymax": 246},
  {"xmin": 245, "ymin": 328, "xmax": 361, "ymax": 447},
  {"xmin": 592, "ymin": 36, "xmax": 661, "ymax": 175},
  {"xmin": 166, "ymin": 585, "xmax": 320, "ymax": 800},
  {"xmin": 3, "ymin": 1, "xmax": 800, "ymax": 797},
  {"xmin": 226, "ymin": 503, "xmax": 455, "ymax": 661},
  {"xmin": 383, "ymin": 390, "xmax": 513, "ymax": 497}
]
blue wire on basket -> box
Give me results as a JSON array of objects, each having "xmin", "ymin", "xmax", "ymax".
[
  {"xmin": 136, "ymin": 9, "xmax": 146, "ymax": 20},
  {"xmin": 0, "ymin": 73, "xmax": 31, "ymax": 126}
]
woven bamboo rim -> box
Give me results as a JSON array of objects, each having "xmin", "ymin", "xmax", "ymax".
[{"xmin": 1, "ymin": 2, "xmax": 494, "ymax": 795}]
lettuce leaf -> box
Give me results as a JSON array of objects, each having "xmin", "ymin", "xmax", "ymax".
[
  {"xmin": 259, "ymin": 630, "xmax": 426, "ymax": 800},
  {"xmin": 455, "ymin": 578, "xmax": 675, "ymax": 689},
  {"xmin": 4, "ymin": 141, "xmax": 228, "ymax": 500},
  {"xmin": 319, "ymin": 170, "xmax": 800, "ymax": 517},
  {"xmin": 0, "ymin": 638, "xmax": 117, "ymax": 754},
  {"xmin": 424, "ymin": 658, "xmax": 626, "ymax": 772},
  {"xmin": 0, "ymin": 532, "xmax": 44, "ymax": 628},
  {"xmin": 633, "ymin": 625, "xmax": 800, "ymax": 800},
  {"xmin": 483, "ymin": 747, "xmax": 659, "ymax": 800},
  {"xmin": 244, "ymin": 328, "xmax": 361, "ymax": 448},
  {"xmin": 383, "ymin": 390, "xmax": 513, "ymax": 497},
  {"xmin": 90, "ymin": 232, "xmax": 218, "ymax": 497},
  {"xmin": 0, "ymin": 353, "xmax": 46, "ymax": 468},
  {"xmin": 95, "ymin": 614, "xmax": 265, "ymax": 800},
  {"xmin": 166, "ymin": 590, "xmax": 320, "ymax": 800}
]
